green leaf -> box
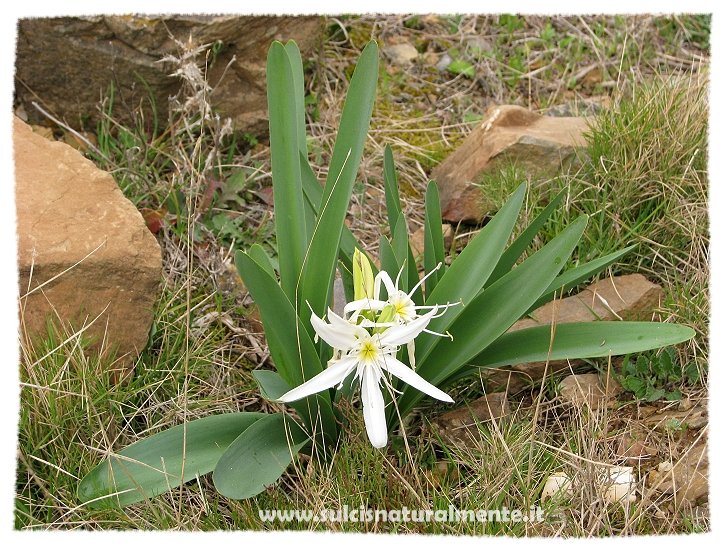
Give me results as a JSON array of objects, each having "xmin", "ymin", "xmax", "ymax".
[
  {"xmin": 415, "ymin": 183, "xmax": 527, "ymax": 365},
  {"xmin": 252, "ymin": 369, "xmax": 292, "ymax": 401},
  {"xmin": 383, "ymin": 145, "xmax": 402, "ymax": 236},
  {"xmin": 469, "ymin": 321, "xmax": 696, "ymax": 370},
  {"xmin": 78, "ymin": 412, "xmax": 266, "ymax": 509},
  {"xmin": 379, "ymin": 235, "xmax": 399, "ymax": 288},
  {"xmin": 400, "ymin": 215, "xmax": 587, "ymax": 415},
  {"xmin": 213, "ymin": 414, "xmax": 309, "ymax": 500},
  {"xmin": 528, "ymin": 245, "xmax": 636, "ymax": 312},
  {"xmin": 447, "ymin": 59, "xmax": 475, "ymax": 78},
  {"xmin": 235, "ymin": 251, "xmax": 338, "ymax": 443},
  {"xmin": 486, "ymin": 187, "xmax": 567, "ymax": 285},
  {"xmin": 391, "ymin": 213, "xmax": 410, "ymax": 291},
  {"xmin": 246, "ymin": 244, "xmax": 276, "ymax": 280},
  {"xmin": 284, "ymin": 41, "xmax": 307, "ymax": 159},
  {"xmin": 298, "ymin": 40, "xmax": 379, "ymax": 320},
  {"xmin": 267, "ymin": 42, "xmax": 307, "ymax": 301},
  {"xmin": 424, "ymin": 180, "xmax": 445, "ymax": 297}
]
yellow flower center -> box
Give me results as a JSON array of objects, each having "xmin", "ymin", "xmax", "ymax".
[{"xmin": 358, "ymin": 340, "xmax": 379, "ymax": 363}]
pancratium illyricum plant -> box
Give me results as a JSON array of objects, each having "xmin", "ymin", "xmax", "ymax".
[{"xmin": 80, "ymin": 40, "xmax": 695, "ymax": 507}]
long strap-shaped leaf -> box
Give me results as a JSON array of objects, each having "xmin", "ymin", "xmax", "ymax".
[
  {"xmin": 485, "ymin": 187, "xmax": 568, "ymax": 286},
  {"xmin": 462, "ymin": 321, "xmax": 695, "ymax": 378},
  {"xmin": 398, "ymin": 215, "xmax": 588, "ymax": 416},
  {"xmin": 424, "ymin": 180, "xmax": 446, "ymax": 298},
  {"xmin": 78, "ymin": 412, "xmax": 267, "ymax": 509},
  {"xmin": 414, "ymin": 184, "xmax": 527, "ymax": 365},
  {"xmin": 213, "ymin": 414, "xmax": 309, "ymax": 500},
  {"xmin": 527, "ymin": 245, "xmax": 636, "ymax": 312},
  {"xmin": 267, "ymin": 42, "xmax": 307, "ymax": 301},
  {"xmin": 298, "ymin": 41, "xmax": 379, "ymax": 320},
  {"xmin": 236, "ymin": 250, "xmax": 338, "ymax": 443}
]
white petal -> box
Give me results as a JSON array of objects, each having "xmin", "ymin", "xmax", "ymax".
[
  {"xmin": 380, "ymin": 355, "xmax": 453, "ymax": 403},
  {"xmin": 310, "ymin": 309, "xmax": 358, "ymax": 350},
  {"xmin": 361, "ymin": 366, "xmax": 388, "ymax": 448},
  {"xmin": 379, "ymin": 307, "xmax": 437, "ymax": 347},
  {"xmin": 374, "ymin": 270, "xmax": 397, "ymax": 300},
  {"xmin": 407, "ymin": 340, "xmax": 417, "ymax": 369},
  {"xmin": 343, "ymin": 298, "xmax": 387, "ymax": 314},
  {"xmin": 278, "ymin": 357, "xmax": 358, "ymax": 403}
]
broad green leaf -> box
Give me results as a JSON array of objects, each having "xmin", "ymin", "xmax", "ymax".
[
  {"xmin": 527, "ymin": 245, "xmax": 636, "ymax": 312},
  {"xmin": 284, "ymin": 41, "xmax": 307, "ymax": 159},
  {"xmin": 252, "ymin": 369, "xmax": 292, "ymax": 401},
  {"xmin": 379, "ymin": 235, "xmax": 399, "ymax": 291},
  {"xmin": 299, "ymin": 41, "xmax": 379, "ymax": 320},
  {"xmin": 78, "ymin": 412, "xmax": 266, "ymax": 509},
  {"xmin": 383, "ymin": 144, "xmax": 402, "ymax": 236},
  {"xmin": 213, "ymin": 414, "xmax": 309, "ymax": 500},
  {"xmin": 300, "ymin": 153, "xmax": 361, "ymax": 268},
  {"xmin": 236, "ymin": 250, "xmax": 321, "ymax": 386},
  {"xmin": 486, "ymin": 187, "xmax": 567, "ymax": 285},
  {"xmin": 246, "ymin": 244, "xmax": 276, "ymax": 280},
  {"xmin": 423, "ymin": 180, "xmax": 445, "ymax": 297},
  {"xmin": 391, "ymin": 213, "xmax": 410, "ymax": 291},
  {"xmin": 415, "ymin": 183, "xmax": 527, "ymax": 365},
  {"xmin": 236, "ymin": 251, "xmax": 338, "ymax": 441},
  {"xmin": 399, "ymin": 215, "xmax": 587, "ymax": 416},
  {"xmin": 467, "ymin": 321, "xmax": 696, "ymax": 372},
  {"xmin": 267, "ymin": 42, "xmax": 306, "ymax": 301}
]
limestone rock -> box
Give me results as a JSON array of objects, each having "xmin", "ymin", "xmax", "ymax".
[
  {"xmin": 382, "ymin": 43, "xmax": 418, "ymax": 65},
  {"xmin": 485, "ymin": 274, "xmax": 663, "ymax": 393},
  {"xmin": 647, "ymin": 439, "xmax": 708, "ymax": 505},
  {"xmin": 14, "ymin": 117, "xmax": 162, "ymax": 372},
  {"xmin": 429, "ymin": 392, "xmax": 510, "ymax": 446},
  {"xmin": 557, "ymin": 373, "xmax": 622, "ymax": 409},
  {"xmin": 432, "ymin": 105, "xmax": 590, "ymax": 223},
  {"xmin": 16, "ymin": 15, "xmax": 323, "ymax": 135}
]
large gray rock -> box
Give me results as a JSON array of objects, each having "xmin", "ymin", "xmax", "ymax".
[
  {"xmin": 15, "ymin": 117, "xmax": 162, "ymax": 373},
  {"xmin": 15, "ymin": 15, "xmax": 323, "ymax": 134}
]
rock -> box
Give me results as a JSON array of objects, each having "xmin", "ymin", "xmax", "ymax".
[
  {"xmin": 558, "ymin": 373, "xmax": 622, "ymax": 409},
  {"xmin": 485, "ymin": 274, "xmax": 662, "ymax": 393},
  {"xmin": 429, "ymin": 392, "xmax": 510, "ymax": 446},
  {"xmin": 435, "ymin": 53, "xmax": 453, "ymax": 72},
  {"xmin": 14, "ymin": 117, "xmax": 162, "ymax": 373},
  {"xmin": 615, "ymin": 431, "xmax": 658, "ymax": 466},
  {"xmin": 432, "ymin": 105, "xmax": 590, "ymax": 223},
  {"xmin": 382, "ymin": 43, "xmax": 419, "ymax": 65},
  {"xmin": 641, "ymin": 398, "xmax": 708, "ymax": 431},
  {"xmin": 647, "ymin": 439, "xmax": 708, "ymax": 505},
  {"xmin": 409, "ymin": 224, "xmax": 454, "ymax": 258},
  {"xmin": 16, "ymin": 16, "xmax": 323, "ymax": 135}
]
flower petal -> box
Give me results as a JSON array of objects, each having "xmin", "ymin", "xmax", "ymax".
[
  {"xmin": 278, "ymin": 357, "xmax": 359, "ymax": 403},
  {"xmin": 380, "ymin": 355, "xmax": 453, "ymax": 403},
  {"xmin": 374, "ymin": 270, "xmax": 397, "ymax": 300},
  {"xmin": 378, "ymin": 307, "xmax": 438, "ymax": 347},
  {"xmin": 361, "ymin": 366, "xmax": 388, "ymax": 448},
  {"xmin": 310, "ymin": 309, "xmax": 359, "ymax": 350},
  {"xmin": 343, "ymin": 298, "xmax": 387, "ymax": 314}
]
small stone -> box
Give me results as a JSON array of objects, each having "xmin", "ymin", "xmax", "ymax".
[
  {"xmin": 382, "ymin": 43, "xmax": 418, "ymax": 66},
  {"xmin": 432, "ymin": 105, "xmax": 589, "ymax": 224},
  {"xmin": 558, "ymin": 373, "xmax": 622, "ymax": 409},
  {"xmin": 436, "ymin": 53, "xmax": 453, "ymax": 72},
  {"xmin": 430, "ymin": 392, "xmax": 511, "ymax": 446},
  {"xmin": 647, "ymin": 439, "xmax": 708, "ymax": 505}
]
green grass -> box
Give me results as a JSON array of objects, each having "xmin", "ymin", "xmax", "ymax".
[{"xmin": 476, "ymin": 69, "xmax": 708, "ymax": 373}]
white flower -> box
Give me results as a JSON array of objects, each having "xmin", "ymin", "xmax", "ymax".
[
  {"xmin": 344, "ymin": 264, "xmax": 458, "ymax": 368},
  {"xmin": 278, "ymin": 306, "xmax": 453, "ymax": 448}
]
